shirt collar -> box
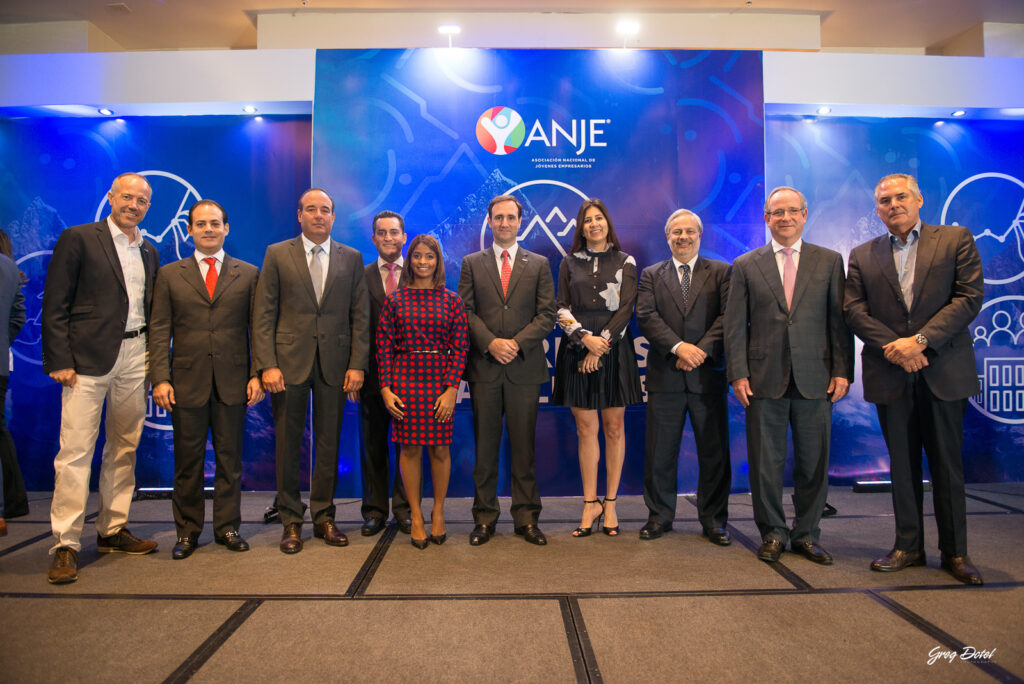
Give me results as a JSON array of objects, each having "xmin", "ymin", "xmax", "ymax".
[
  {"xmin": 301, "ymin": 233, "xmax": 330, "ymax": 254},
  {"xmin": 377, "ymin": 255, "xmax": 404, "ymax": 269},
  {"xmin": 771, "ymin": 237, "xmax": 803, "ymax": 254},
  {"xmin": 672, "ymin": 253, "xmax": 700, "ymax": 272},
  {"xmin": 492, "ymin": 242, "xmax": 518, "ymax": 261},
  {"xmin": 107, "ymin": 216, "xmax": 141, "ymax": 247},
  {"xmin": 889, "ymin": 221, "xmax": 922, "ymax": 246},
  {"xmin": 194, "ymin": 249, "xmax": 225, "ymax": 266}
]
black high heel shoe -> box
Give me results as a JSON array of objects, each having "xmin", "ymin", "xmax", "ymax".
[
  {"xmin": 429, "ymin": 533, "xmax": 447, "ymax": 545},
  {"xmin": 602, "ymin": 497, "xmax": 620, "ymax": 536},
  {"xmin": 572, "ymin": 499, "xmax": 604, "ymax": 537},
  {"xmin": 411, "ymin": 536, "xmax": 429, "ymax": 549}
]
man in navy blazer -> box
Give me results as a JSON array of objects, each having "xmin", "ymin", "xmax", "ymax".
[
  {"xmin": 844, "ymin": 173, "xmax": 984, "ymax": 585},
  {"xmin": 253, "ymin": 188, "xmax": 370, "ymax": 554},
  {"xmin": 42, "ymin": 172, "xmax": 161, "ymax": 584},
  {"xmin": 724, "ymin": 186, "xmax": 853, "ymax": 565},
  {"xmin": 636, "ymin": 209, "xmax": 731, "ymax": 545},
  {"xmin": 149, "ymin": 200, "xmax": 263, "ymax": 559}
]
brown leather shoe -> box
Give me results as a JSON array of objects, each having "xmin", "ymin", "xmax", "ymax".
[
  {"xmin": 870, "ymin": 548, "xmax": 926, "ymax": 572},
  {"xmin": 96, "ymin": 527, "xmax": 158, "ymax": 554},
  {"xmin": 48, "ymin": 547, "xmax": 79, "ymax": 584},
  {"xmin": 313, "ymin": 520, "xmax": 348, "ymax": 547},
  {"xmin": 280, "ymin": 523, "xmax": 303, "ymax": 554},
  {"xmin": 941, "ymin": 553, "xmax": 983, "ymax": 585}
]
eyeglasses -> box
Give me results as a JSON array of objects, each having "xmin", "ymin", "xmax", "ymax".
[
  {"xmin": 768, "ymin": 208, "xmax": 803, "ymax": 218},
  {"xmin": 116, "ymin": 193, "xmax": 150, "ymax": 208}
]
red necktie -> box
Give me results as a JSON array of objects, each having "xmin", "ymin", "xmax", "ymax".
[
  {"xmin": 500, "ymin": 250, "xmax": 511, "ymax": 296},
  {"xmin": 203, "ymin": 257, "xmax": 218, "ymax": 299},
  {"xmin": 781, "ymin": 247, "xmax": 796, "ymax": 309},
  {"xmin": 384, "ymin": 262, "xmax": 398, "ymax": 296}
]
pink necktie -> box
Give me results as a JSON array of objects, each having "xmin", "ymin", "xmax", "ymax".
[
  {"xmin": 203, "ymin": 257, "xmax": 218, "ymax": 299},
  {"xmin": 500, "ymin": 250, "xmax": 511, "ymax": 296},
  {"xmin": 781, "ymin": 247, "xmax": 796, "ymax": 309},
  {"xmin": 384, "ymin": 262, "xmax": 398, "ymax": 296}
]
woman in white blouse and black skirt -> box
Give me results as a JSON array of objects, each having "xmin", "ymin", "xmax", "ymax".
[{"xmin": 552, "ymin": 198, "xmax": 643, "ymax": 537}]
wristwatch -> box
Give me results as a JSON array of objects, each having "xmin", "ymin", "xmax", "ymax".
[{"xmin": 915, "ymin": 333, "xmax": 928, "ymax": 347}]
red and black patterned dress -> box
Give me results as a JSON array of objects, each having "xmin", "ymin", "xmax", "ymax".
[{"xmin": 376, "ymin": 287, "xmax": 469, "ymax": 445}]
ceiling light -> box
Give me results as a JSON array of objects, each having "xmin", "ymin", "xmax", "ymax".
[
  {"xmin": 254, "ymin": 116, "xmax": 263, "ymax": 122},
  {"xmin": 934, "ymin": 120, "xmax": 945, "ymax": 126},
  {"xmin": 98, "ymin": 108, "xmax": 114, "ymax": 116},
  {"xmin": 438, "ymin": 24, "xmax": 461, "ymax": 35},
  {"xmin": 816, "ymin": 106, "xmax": 831, "ymax": 115},
  {"xmin": 951, "ymin": 110, "xmax": 966, "ymax": 117},
  {"xmin": 242, "ymin": 105, "xmax": 257, "ymax": 114},
  {"xmin": 616, "ymin": 20, "xmax": 640, "ymax": 36}
]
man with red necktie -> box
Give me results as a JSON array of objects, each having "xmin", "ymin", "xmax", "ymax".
[{"xmin": 149, "ymin": 199, "xmax": 263, "ymax": 559}]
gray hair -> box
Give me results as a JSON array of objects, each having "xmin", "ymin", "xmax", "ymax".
[
  {"xmin": 874, "ymin": 173, "xmax": 921, "ymax": 200},
  {"xmin": 663, "ymin": 208, "xmax": 703, "ymax": 236},
  {"xmin": 764, "ymin": 186, "xmax": 807, "ymax": 213}
]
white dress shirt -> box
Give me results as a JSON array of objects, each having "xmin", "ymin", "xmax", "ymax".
[
  {"xmin": 107, "ymin": 216, "xmax": 146, "ymax": 333},
  {"xmin": 771, "ymin": 237, "xmax": 803, "ymax": 282},
  {"xmin": 194, "ymin": 248, "xmax": 225, "ymax": 279},
  {"xmin": 301, "ymin": 234, "xmax": 331, "ymax": 295}
]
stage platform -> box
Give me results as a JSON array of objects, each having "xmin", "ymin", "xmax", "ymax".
[{"xmin": 2, "ymin": 485, "xmax": 1022, "ymax": 683}]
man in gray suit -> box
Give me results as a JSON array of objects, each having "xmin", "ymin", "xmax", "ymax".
[
  {"xmin": 149, "ymin": 200, "xmax": 263, "ymax": 559},
  {"xmin": 458, "ymin": 194, "xmax": 556, "ymax": 546},
  {"xmin": 844, "ymin": 173, "xmax": 984, "ymax": 585},
  {"xmin": 253, "ymin": 188, "xmax": 369, "ymax": 554},
  {"xmin": 724, "ymin": 186, "xmax": 853, "ymax": 564},
  {"xmin": 636, "ymin": 209, "xmax": 731, "ymax": 545}
]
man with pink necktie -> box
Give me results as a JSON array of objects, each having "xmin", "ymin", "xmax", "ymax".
[
  {"xmin": 723, "ymin": 186, "xmax": 853, "ymax": 566},
  {"xmin": 358, "ymin": 210, "xmax": 412, "ymax": 537}
]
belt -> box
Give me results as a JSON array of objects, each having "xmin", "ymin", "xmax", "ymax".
[
  {"xmin": 401, "ymin": 349, "xmax": 444, "ymax": 355},
  {"xmin": 123, "ymin": 326, "xmax": 147, "ymax": 339}
]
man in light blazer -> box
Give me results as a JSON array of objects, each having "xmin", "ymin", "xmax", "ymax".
[
  {"xmin": 42, "ymin": 172, "xmax": 161, "ymax": 584},
  {"xmin": 844, "ymin": 173, "xmax": 984, "ymax": 585},
  {"xmin": 149, "ymin": 199, "xmax": 263, "ymax": 559},
  {"xmin": 724, "ymin": 186, "xmax": 853, "ymax": 565},
  {"xmin": 458, "ymin": 194, "xmax": 556, "ymax": 546},
  {"xmin": 359, "ymin": 209, "xmax": 411, "ymax": 537},
  {"xmin": 636, "ymin": 208, "xmax": 731, "ymax": 545},
  {"xmin": 253, "ymin": 188, "xmax": 369, "ymax": 554}
]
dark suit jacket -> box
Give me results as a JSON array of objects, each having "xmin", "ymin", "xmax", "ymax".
[
  {"xmin": 148, "ymin": 254, "xmax": 260, "ymax": 408},
  {"xmin": 0, "ymin": 254, "xmax": 26, "ymax": 377},
  {"xmin": 361, "ymin": 260, "xmax": 390, "ymax": 397},
  {"xmin": 844, "ymin": 223, "xmax": 984, "ymax": 404},
  {"xmin": 724, "ymin": 241, "xmax": 853, "ymax": 399},
  {"xmin": 42, "ymin": 220, "xmax": 159, "ymax": 376},
  {"xmin": 458, "ymin": 247, "xmax": 556, "ymax": 385},
  {"xmin": 637, "ymin": 256, "xmax": 730, "ymax": 394},
  {"xmin": 252, "ymin": 237, "xmax": 369, "ymax": 386}
]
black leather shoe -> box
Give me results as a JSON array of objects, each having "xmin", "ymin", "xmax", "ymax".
[
  {"xmin": 314, "ymin": 520, "xmax": 349, "ymax": 547},
  {"xmin": 172, "ymin": 536, "xmax": 198, "ymax": 560},
  {"xmin": 757, "ymin": 538, "xmax": 783, "ymax": 562},
  {"xmin": 941, "ymin": 553, "xmax": 983, "ymax": 585},
  {"xmin": 870, "ymin": 548, "xmax": 926, "ymax": 572},
  {"xmin": 280, "ymin": 523, "xmax": 303, "ymax": 554},
  {"xmin": 639, "ymin": 520, "xmax": 673, "ymax": 540},
  {"xmin": 792, "ymin": 540, "xmax": 833, "ymax": 565},
  {"xmin": 361, "ymin": 517, "xmax": 386, "ymax": 537},
  {"xmin": 469, "ymin": 524, "xmax": 495, "ymax": 546},
  {"xmin": 396, "ymin": 518, "xmax": 412, "ymax": 535},
  {"xmin": 703, "ymin": 527, "xmax": 731, "ymax": 546},
  {"xmin": 514, "ymin": 524, "xmax": 547, "ymax": 546},
  {"xmin": 214, "ymin": 531, "xmax": 250, "ymax": 552}
]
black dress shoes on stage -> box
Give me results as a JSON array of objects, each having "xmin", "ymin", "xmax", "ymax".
[
  {"xmin": 172, "ymin": 536, "xmax": 198, "ymax": 560},
  {"xmin": 757, "ymin": 538, "xmax": 783, "ymax": 562},
  {"xmin": 280, "ymin": 523, "xmax": 303, "ymax": 554},
  {"xmin": 870, "ymin": 548, "xmax": 926, "ymax": 572},
  {"xmin": 215, "ymin": 530, "xmax": 250, "ymax": 552},
  {"xmin": 941, "ymin": 553, "xmax": 984, "ymax": 585},
  {"xmin": 639, "ymin": 520, "xmax": 672, "ymax": 540},
  {"xmin": 514, "ymin": 524, "xmax": 547, "ymax": 546},
  {"xmin": 314, "ymin": 519, "xmax": 349, "ymax": 547},
  {"xmin": 361, "ymin": 517, "xmax": 387, "ymax": 537},
  {"xmin": 469, "ymin": 524, "xmax": 496, "ymax": 546},
  {"xmin": 791, "ymin": 540, "xmax": 833, "ymax": 565},
  {"xmin": 396, "ymin": 517, "xmax": 412, "ymax": 535},
  {"xmin": 703, "ymin": 527, "xmax": 731, "ymax": 546}
]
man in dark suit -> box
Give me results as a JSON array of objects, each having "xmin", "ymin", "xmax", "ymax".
[
  {"xmin": 42, "ymin": 172, "xmax": 161, "ymax": 584},
  {"xmin": 359, "ymin": 209, "xmax": 411, "ymax": 537},
  {"xmin": 0, "ymin": 247, "xmax": 26, "ymax": 537},
  {"xmin": 636, "ymin": 209, "xmax": 731, "ymax": 545},
  {"xmin": 253, "ymin": 188, "xmax": 369, "ymax": 554},
  {"xmin": 724, "ymin": 186, "xmax": 853, "ymax": 565},
  {"xmin": 458, "ymin": 194, "xmax": 556, "ymax": 546},
  {"xmin": 844, "ymin": 173, "xmax": 984, "ymax": 585},
  {"xmin": 149, "ymin": 200, "xmax": 264, "ymax": 559}
]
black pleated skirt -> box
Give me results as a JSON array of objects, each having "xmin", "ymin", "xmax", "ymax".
[{"xmin": 551, "ymin": 329, "xmax": 643, "ymax": 410}]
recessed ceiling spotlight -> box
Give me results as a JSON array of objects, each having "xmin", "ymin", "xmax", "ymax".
[
  {"xmin": 616, "ymin": 19, "xmax": 640, "ymax": 36},
  {"xmin": 98, "ymin": 108, "xmax": 114, "ymax": 116},
  {"xmin": 816, "ymin": 106, "xmax": 831, "ymax": 115},
  {"xmin": 934, "ymin": 120, "xmax": 945, "ymax": 126},
  {"xmin": 242, "ymin": 105, "xmax": 257, "ymax": 114},
  {"xmin": 438, "ymin": 24, "xmax": 461, "ymax": 35},
  {"xmin": 951, "ymin": 110, "xmax": 966, "ymax": 117}
]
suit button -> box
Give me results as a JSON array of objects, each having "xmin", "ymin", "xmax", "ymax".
[
  {"xmin": 504, "ymin": 305, "xmax": 509, "ymax": 310},
  {"xmin": 787, "ymin": 320, "xmax": 793, "ymax": 326}
]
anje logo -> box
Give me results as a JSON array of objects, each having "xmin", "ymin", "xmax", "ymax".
[{"xmin": 476, "ymin": 106, "xmax": 526, "ymax": 155}]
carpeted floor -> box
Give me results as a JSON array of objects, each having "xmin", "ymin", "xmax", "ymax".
[{"xmin": 1, "ymin": 485, "xmax": 1021, "ymax": 683}]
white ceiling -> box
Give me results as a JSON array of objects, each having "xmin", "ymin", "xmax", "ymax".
[{"xmin": 0, "ymin": 0, "xmax": 1023, "ymax": 52}]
